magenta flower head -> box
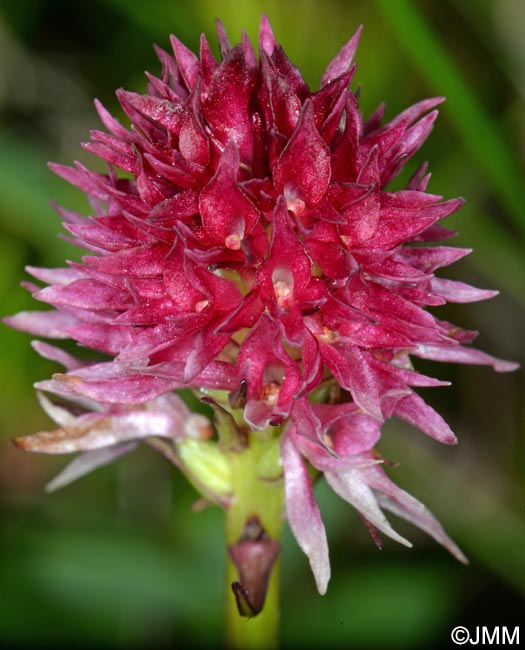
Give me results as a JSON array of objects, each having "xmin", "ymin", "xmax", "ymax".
[{"xmin": 5, "ymin": 15, "xmax": 518, "ymax": 639}]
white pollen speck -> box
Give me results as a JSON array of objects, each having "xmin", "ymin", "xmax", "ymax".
[
  {"xmin": 225, "ymin": 233, "xmax": 242, "ymax": 250},
  {"xmin": 195, "ymin": 300, "xmax": 209, "ymax": 313}
]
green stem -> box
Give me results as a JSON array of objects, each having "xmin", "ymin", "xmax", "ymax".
[{"xmin": 224, "ymin": 433, "xmax": 284, "ymax": 649}]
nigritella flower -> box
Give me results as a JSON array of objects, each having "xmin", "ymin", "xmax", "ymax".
[{"xmin": 5, "ymin": 15, "xmax": 517, "ymax": 626}]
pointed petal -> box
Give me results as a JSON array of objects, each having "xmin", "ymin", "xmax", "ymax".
[
  {"xmin": 259, "ymin": 52, "xmax": 302, "ymax": 138},
  {"xmin": 273, "ymin": 100, "xmax": 331, "ymax": 206},
  {"xmin": 281, "ymin": 435, "xmax": 330, "ymax": 594},
  {"xmin": 412, "ymin": 344, "xmax": 519, "ymax": 372},
  {"xmin": 116, "ymin": 90, "xmax": 180, "ymax": 140},
  {"xmin": 179, "ymin": 105, "xmax": 210, "ymax": 167},
  {"xmin": 82, "ymin": 133, "xmax": 137, "ymax": 173},
  {"xmin": 365, "ymin": 197, "xmax": 464, "ymax": 250},
  {"xmin": 431, "ymin": 278, "xmax": 498, "ymax": 303},
  {"xmin": 325, "ymin": 468, "xmax": 413, "ymax": 548},
  {"xmin": 321, "ymin": 25, "xmax": 363, "ymax": 86},
  {"xmin": 319, "ymin": 343, "xmax": 382, "ymax": 420},
  {"xmin": 202, "ymin": 45, "xmax": 256, "ymax": 164},
  {"xmin": 13, "ymin": 406, "xmax": 187, "ymax": 454},
  {"xmin": 271, "ymin": 44, "xmax": 310, "ymax": 99},
  {"xmin": 170, "ymin": 35, "xmax": 200, "ymax": 90},
  {"xmin": 215, "ymin": 19, "xmax": 232, "ymax": 59},
  {"xmin": 256, "ymin": 198, "xmax": 312, "ymax": 302},
  {"xmin": 94, "ymin": 98, "xmax": 131, "ymax": 139},
  {"xmin": 3, "ymin": 310, "xmax": 78, "ymax": 339},
  {"xmin": 31, "ymin": 341, "xmax": 86, "ymax": 371},
  {"xmin": 394, "ymin": 392, "xmax": 457, "ymax": 444},
  {"xmin": 199, "ymin": 34, "xmax": 219, "ymax": 89},
  {"xmin": 259, "ymin": 14, "xmax": 276, "ymax": 56},
  {"xmin": 153, "ymin": 44, "xmax": 188, "ymax": 100},
  {"xmin": 407, "ymin": 161, "xmax": 429, "ymax": 190},
  {"xmin": 331, "ymin": 94, "xmax": 360, "ymax": 182},
  {"xmin": 36, "ymin": 279, "xmax": 132, "ymax": 312},
  {"xmin": 241, "ymin": 30, "xmax": 257, "ymax": 70},
  {"xmin": 397, "ymin": 246, "xmax": 471, "ymax": 273},
  {"xmin": 312, "ymin": 68, "xmax": 356, "ymax": 142},
  {"xmin": 46, "ymin": 442, "xmax": 138, "ymax": 492},
  {"xmin": 37, "ymin": 391, "xmax": 77, "ymax": 427},
  {"xmin": 364, "ymin": 465, "xmax": 468, "ymax": 563},
  {"xmin": 42, "ymin": 365, "xmax": 181, "ymax": 404},
  {"xmin": 26, "ymin": 266, "xmax": 83, "ymax": 286},
  {"xmin": 64, "ymin": 323, "xmax": 134, "ymax": 356},
  {"xmin": 199, "ymin": 142, "xmax": 260, "ymax": 246},
  {"xmin": 389, "ymin": 97, "xmax": 445, "ymax": 128},
  {"xmin": 148, "ymin": 189, "xmax": 199, "ymax": 221}
]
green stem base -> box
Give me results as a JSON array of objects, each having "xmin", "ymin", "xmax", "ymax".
[{"xmin": 224, "ymin": 433, "xmax": 284, "ymax": 650}]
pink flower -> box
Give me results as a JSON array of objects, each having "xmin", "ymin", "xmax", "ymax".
[
  {"xmin": 11, "ymin": 356, "xmax": 212, "ymax": 493},
  {"xmin": 5, "ymin": 16, "xmax": 518, "ymax": 593},
  {"xmin": 281, "ymin": 398, "xmax": 469, "ymax": 594}
]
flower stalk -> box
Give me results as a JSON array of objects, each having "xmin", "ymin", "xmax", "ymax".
[{"xmin": 224, "ymin": 431, "xmax": 284, "ymax": 649}]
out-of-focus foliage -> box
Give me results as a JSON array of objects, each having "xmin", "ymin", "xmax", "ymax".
[{"xmin": 0, "ymin": 0, "xmax": 523, "ymax": 647}]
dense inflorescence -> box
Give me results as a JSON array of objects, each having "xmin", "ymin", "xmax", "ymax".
[{"xmin": 7, "ymin": 17, "xmax": 517, "ymax": 593}]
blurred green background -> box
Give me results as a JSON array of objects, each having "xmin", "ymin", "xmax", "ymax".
[{"xmin": 0, "ymin": 0, "xmax": 523, "ymax": 647}]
